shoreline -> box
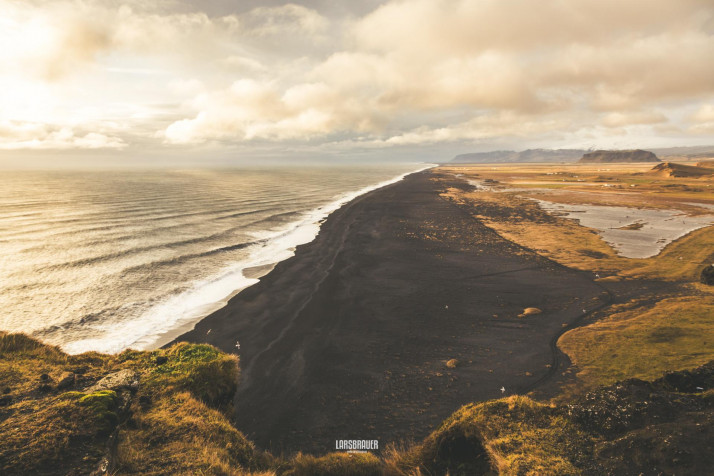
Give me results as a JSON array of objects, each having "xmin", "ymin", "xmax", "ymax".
[
  {"xmin": 174, "ymin": 169, "xmax": 622, "ymax": 454},
  {"xmin": 120, "ymin": 164, "xmax": 436, "ymax": 352}
]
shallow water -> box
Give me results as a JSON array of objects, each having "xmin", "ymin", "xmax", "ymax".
[
  {"xmin": 0, "ymin": 164, "xmax": 427, "ymax": 353},
  {"xmin": 532, "ymin": 199, "xmax": 714, "ymax": 258},
  {"xmin": 459, "ymin": 174, "xmax": 714, "ymax": 258}
]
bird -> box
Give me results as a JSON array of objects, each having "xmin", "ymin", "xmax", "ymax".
[
  {"xmin": 235, "ymin": 341, "xmax": 241, "ymax": 349},
  {"xmin": 500, "ymin": 386, "xmax": 506, "ymax": 394},
  {"xmin": 206, "ymin": 329, "xmax": 211, "ymax": 335}
]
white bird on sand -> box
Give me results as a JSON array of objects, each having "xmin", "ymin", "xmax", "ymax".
[
  {"xmin": 500, "ymin": 386, "xmax": 506, "ymax": 394},
  {"xmin": 595, "ymin": 273, "xmax": 600, "ymax": 278},
  {"xmin": 235, "ymin": 341, "xmax": 241, "ymax": 349},
  {"xmin": 206, "ymin": 329, "xmax": 211, "ymax": 335},
  {"xmin": 445, "ymin": 305, "xmax": 449, "ymax": 309}
]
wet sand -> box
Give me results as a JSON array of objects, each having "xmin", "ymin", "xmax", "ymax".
[{"xmin": 175, "ymin": 170, "xmax": 609, "ymax": 454}]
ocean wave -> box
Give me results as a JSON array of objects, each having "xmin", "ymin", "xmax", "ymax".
[{"xmin": 61, "ymin": 164, "xmax": 435, "ymax": 354}]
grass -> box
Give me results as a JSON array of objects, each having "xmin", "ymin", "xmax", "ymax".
[
  {"xmin": 559, "ymin": 295, "xmax": 714, "ymax": 390},
  {"xmin": 385, "ymin": 396, "xmax": 591, "ymax": 475},
  {"xmin": 0, "ymin": 331, "xmax": 266, "ymax": 476},
  {"xmin": 285, "ymin": 452, "xmax": 382, "ymax": 476},
  {"xmin": 0, "ymin": 333, "xmax": 116, "ymax": 475},
  {"xmin": 2, "ymin": 331, "xmax": 713, "ymax": 475},
  {"xmin": 114, "ymin": 390, "xmax": 265, "ymax": 475}
]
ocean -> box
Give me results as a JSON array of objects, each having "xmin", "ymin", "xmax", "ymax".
[{"xmin": 0, "ymin": 164, "xmax": 428, "ymax": 354}]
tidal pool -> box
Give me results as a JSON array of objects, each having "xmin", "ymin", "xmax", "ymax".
[{"xmin": 533, "ymin": 200, "xmax": 714, "ymax": 258}]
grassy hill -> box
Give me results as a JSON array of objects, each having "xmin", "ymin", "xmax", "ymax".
[{"xmin": 1, "ymin": 332, "xmax": 712, "ymax": 475}]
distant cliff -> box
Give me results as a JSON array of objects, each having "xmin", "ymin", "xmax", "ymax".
[
  {"xmin": 578, "ymin": 149, "xmax": 660, "ymax": 163},
  {"xmin": 450, "ymin": 145, "xmax": 714, "ymax": 164},
  {"xmin": 451, "ymin": 149, "xmax": 586, "ymax": 164}
]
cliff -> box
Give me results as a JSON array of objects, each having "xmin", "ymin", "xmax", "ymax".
[
  {"xmin": 451, "ymin": 149, "xmax": 586, "ymax": 164},
  {"xmin": 578, "ymin": 149, "xmax": 660, "ymax": 163}
]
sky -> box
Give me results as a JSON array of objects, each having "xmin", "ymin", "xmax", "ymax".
[{"xmin": 1, "ymin": 0, "xmax": 714, "ymax": 166}]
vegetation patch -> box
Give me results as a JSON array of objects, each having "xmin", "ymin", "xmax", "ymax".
[
  {"xmin": 560, "ymin": 295, "xmax": 714, "ymax": 390},
  {"xmin": 3, "ymin": 330, "xmax": 713, "ymax": 475},
  {"xmin": 285, "ymin": 452, "xmax": 382, "ymax": 476},
  {"xmin": 78, "ymin": 390, "xmax": 120, "ymax": 432}
]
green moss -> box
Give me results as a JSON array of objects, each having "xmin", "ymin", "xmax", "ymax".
[
  {"xmin": 79, "ymin": 390, "xmax": 120, "ymax": 431},
  {"xmin": 131, "ymin": 343, "xmax": 239, "ymax": 406},
  {"xmin": 560, "ymin": 296, "xmax": 714, "ymax": 389}
]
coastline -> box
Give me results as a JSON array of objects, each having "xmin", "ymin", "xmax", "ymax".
[
  {"xmin": 174, "ymin": 169, "xmax": 614, "ymax": 454},
  {"xmin": 126, "ymin": 164, "xmax": 436, "ymax": 352}
]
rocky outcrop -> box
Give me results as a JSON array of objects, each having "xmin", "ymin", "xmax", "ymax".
[
  {"xmin": 701, "ymin": 265, "xmax": 714, "ymax": 285},
  {"xmin": 85, "ymin": 369, "xmax": 139, "ymax": 393},
  {"xmin": 567, "ymin": 361, "xmax": 714, "ymax": 475},
  {"xmin": 578, "ymin": 149, "xmax": 660, "ymax": 163}
]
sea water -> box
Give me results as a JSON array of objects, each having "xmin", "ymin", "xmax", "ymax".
[{"xmin": 0, "ymin": 164, "xmax": 428, "ymax": 354}]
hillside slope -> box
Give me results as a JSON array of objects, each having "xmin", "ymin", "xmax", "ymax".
[{"xmin": 2, "ymin": 332, "xmax": 713, "ymax": 475}]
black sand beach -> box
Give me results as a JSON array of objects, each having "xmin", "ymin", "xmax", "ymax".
[{"xmin": 175, "ymin": 170, "xmax": 609, "ymax": 454}]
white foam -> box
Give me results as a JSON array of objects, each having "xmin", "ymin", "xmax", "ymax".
[{"xmin": 61, "ymin": 164, "xmax": 436, "ymax": 354}]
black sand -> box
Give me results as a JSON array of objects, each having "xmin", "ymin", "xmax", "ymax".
[{"xmin": 175, "ymin": 170, "xmax": 607, "ymax": 454}]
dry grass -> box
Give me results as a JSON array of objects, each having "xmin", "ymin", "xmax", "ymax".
[
  {"xmin": 0, "ymin": 332, "xmax": 267, "ymax": 476},
  {"xmin": 3, "ymin": 331, "xmax": 713, "ymax": 475},
  {"xmin": 442, "ymin": 186, "xmax": 714, "ymax": 282},
  {"xmin": 115, "ymin": 391, "xmax": 264, "ymax": 475},
  {"xmin": 385, "ymin": 395, "xmax": 589, "ymax": 475},
  {"xmin": 284, "ymin": 452, "xmax": 382, "ymax": 476}
]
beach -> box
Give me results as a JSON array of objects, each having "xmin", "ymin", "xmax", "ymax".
[{"xmin": 173, "ymin": 168, "xmax": 624, "ymax": 454}]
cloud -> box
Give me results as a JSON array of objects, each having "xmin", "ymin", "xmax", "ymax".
[
  {"xmin": 692, "ymin": 104, "xmax": 714, "ymax": 123},
  {"xmin": 689, "ymin": 104, "xmax": 714, "ymax": 134},
  {"xmin": 241, "ymin": 3, "xmax": 329, "ymax": 37},
  {"xmin": 0, "ymin": 121, "xmax": 126, "ymax": 149},
  {"xmin": 2, "ymin": 0, "xmax": 714, "ymax": 154},
  {"xmin": 601, "ymin": 111, "xmax": 668, "ymax": 128},
  {"xmin": 161, "ymin": 0, "xmax": 714, "ymax": 148}
]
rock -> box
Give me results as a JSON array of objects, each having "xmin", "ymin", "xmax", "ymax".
[
  {"xmin": 578, "ymin": 149, "xmax": 660, "ymax": 163},
  {"xmin": 154, "ymin": 356, "xmax": 168, "ymax": 365},
  {"xmin": 518, "ymin": 307, "xmax": 542, "ymax": 318},
  {"xmin": 446, "ymin": 359, "xmax": 459, "ymax": 369},
  {"xmin": 57, "ymin": 373, "xmax": 76, "ymax": 390},
  {"xmin": 700, "ymin": 265, "xmax": 714, "ymax": 285},
  {"xmin": 86, "ymin": 369, "xmax": 139, "ymax": 393}
]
